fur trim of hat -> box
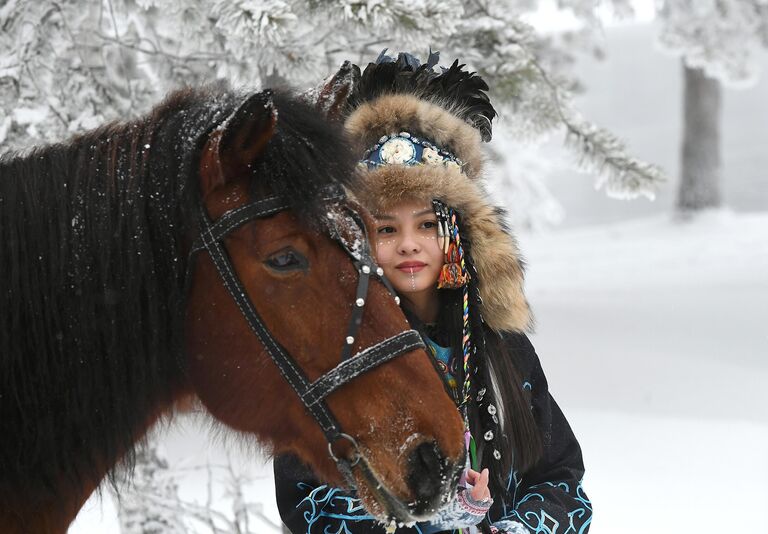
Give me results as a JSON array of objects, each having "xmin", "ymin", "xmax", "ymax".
[
  {"xmin": 345, "ymin": 94, "xmax": 485, "ymax": 181},
  {"xmin": 342, "ymin": 52, "xmax": 532, "ymax": 333}
]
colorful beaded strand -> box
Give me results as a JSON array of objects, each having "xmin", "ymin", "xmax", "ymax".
[{"xmin": 450, "ymin": 210, "xmax": 472, "ymax": 408}]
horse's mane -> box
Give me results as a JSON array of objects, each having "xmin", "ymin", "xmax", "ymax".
[{"xmin": 0, "ymin": 85, "xmax": 354, "ymax": 499}]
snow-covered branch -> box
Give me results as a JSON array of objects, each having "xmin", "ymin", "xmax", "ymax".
[{"xmin": 0, "ymin": 0, "xmax": 667, "ymax": 224}]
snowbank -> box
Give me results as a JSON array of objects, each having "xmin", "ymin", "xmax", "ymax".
[{"xmin": 521, "ymin": 211, "xmax": 768, "ymax": 534}]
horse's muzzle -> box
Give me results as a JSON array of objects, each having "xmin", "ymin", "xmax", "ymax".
[
  {"xmin": 405, "ymin": 441, "xmax": 464, "ymax": 518},
  {"xmin": 353, "ymin": 440, "xmax": 463, "ymax": 524}
]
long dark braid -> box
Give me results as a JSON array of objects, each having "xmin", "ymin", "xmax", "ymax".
[
  {"xmin": 464, "ymin": 250, "xmax": 543, "ymax": 496},
  {"xmin": 432, "ymin": 214, "xmax": 543, "ymax": 501}
]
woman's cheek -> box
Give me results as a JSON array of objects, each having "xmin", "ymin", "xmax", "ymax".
[{"xmin": 375, "ymin": 238, "xmax": 397, "ymax": 265}]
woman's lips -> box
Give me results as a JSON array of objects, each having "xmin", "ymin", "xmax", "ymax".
[{"xmin": 396, "ymin": 261, "xmax": 426, "ymax": 273}]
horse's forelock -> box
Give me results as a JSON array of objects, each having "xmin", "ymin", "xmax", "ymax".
[{"xmin": 249, "ymin": 91, "xmax": 357, "ymax": 227}]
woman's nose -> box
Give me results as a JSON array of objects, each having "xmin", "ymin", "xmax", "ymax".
[{"xmin": 398, "ymin": 232, "xmax": 421, "ymax": 254}]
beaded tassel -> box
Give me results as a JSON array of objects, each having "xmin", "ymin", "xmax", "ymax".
[{"xmin": 437, "ymin": 210, "xmax": 469, "ymax": 289}]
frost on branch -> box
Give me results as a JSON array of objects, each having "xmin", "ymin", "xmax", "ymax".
[
  {"xmin": 564, "ymin": 115, "xmax": 663, "ymax": 201},
  {"xmin": 658, "ymin": 0, "xmax": 768, "ymax": 87},
  {"xmin": 115, "ymin": 438, "xmax": 282, "ymax": 534},
  {"xmin": 115, "ymin": 443, "xmax": 186, "ymax": 534}
]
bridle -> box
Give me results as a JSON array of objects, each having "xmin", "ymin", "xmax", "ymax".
[{"xmin": 187, "ymin": 183, "xmax": 424, "ymax": 485}]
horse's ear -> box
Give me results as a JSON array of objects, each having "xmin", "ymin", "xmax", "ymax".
[
  {"xmin": 200, "ymin": 90, "xmax": 278, "ymax": 196},
  {"xmin": 301, "ymin": 61, "xmax": 358, "ymax": 120},
  {"xmin": 219, "ymin": 90, "xmax": 278, "ymax": 178}
]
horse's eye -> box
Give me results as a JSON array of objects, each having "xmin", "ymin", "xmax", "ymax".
[{"xmin": 265, "ymin": 247, "xmax": 308, "ymax": 272}]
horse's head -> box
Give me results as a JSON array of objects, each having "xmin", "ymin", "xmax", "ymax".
[{"xmin": 184, "ymin": 90, "xmax": 465, "ymax": 521}]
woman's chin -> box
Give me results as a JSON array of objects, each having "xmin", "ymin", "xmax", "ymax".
[
  {"xmin": 391, "ymin": 282, "xmax": 436, "ymax": 295},
  {"xmin": 386, "ymin": 273, "xmax": 438, "ymax": 295}
]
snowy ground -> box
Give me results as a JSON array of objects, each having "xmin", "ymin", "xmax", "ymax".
[
  {"xmin": 520, "ymin": 210, "xmax": 768, "ymax": 534},
  {"xmin": 72, "ymin": 209, "xmax": 768, "ymax": 534}
]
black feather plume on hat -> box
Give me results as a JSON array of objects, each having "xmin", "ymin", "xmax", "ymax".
[{"xmin": 348, "ymin": 50, "xmax": 497, "ymax": 142}]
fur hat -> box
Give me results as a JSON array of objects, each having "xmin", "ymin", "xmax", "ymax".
[{"xmin": 341, "ymin": 51, "xmax": 532, "ymax": 333}]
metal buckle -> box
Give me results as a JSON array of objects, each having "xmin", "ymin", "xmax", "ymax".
[{"xmin": 328, "ymin": 432, "xmax": 361, "ymax": 467}]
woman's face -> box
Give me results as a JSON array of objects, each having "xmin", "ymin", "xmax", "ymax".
[{"xmin": 374, "ymin": 200, "xmax": 445, "ymax": 296}]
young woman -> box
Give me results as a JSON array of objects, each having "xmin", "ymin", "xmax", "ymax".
[{"xmin": 274, "ymin": 52, "xmax": 591, "ymax": 534}]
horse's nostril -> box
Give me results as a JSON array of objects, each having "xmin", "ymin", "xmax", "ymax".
[{"xmin": 406, "ymin": 441, "xmax": 445, "ymax": 506}]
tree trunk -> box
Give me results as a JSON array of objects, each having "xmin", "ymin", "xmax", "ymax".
[{"xmin": 676, "ymin": 62, "xmax": 722, "ymax": 214}]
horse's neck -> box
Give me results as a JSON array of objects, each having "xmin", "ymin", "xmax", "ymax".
[{"xmin": 0, "ymin": 482, "xmax": 98, "ymax": 534}]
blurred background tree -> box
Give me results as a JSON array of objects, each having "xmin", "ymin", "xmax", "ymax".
[{"xmin": 656, "ymin": 0, "xmax": 768, "ymax": 216}]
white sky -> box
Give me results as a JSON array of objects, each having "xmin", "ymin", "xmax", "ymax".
[{"xmin": 523, "ymin": 0, "xmax": 656, "ymax": 32}]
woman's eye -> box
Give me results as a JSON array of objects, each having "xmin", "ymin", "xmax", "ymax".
[
  {"xmin": 265, "ymin": 248, "xmax": 308, "ymax": 272},
  {"xmin": 377, "ymin": 226, "xmax": 395, "ymax": 234},
  {"xmin": 421, "ymin": 221, "xmax": 437, "ymax": 229}
]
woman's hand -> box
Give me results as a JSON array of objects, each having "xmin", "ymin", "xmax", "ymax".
[{"xmin": 465, "ymin": 467, "xmax": 491, "ymax": 502}]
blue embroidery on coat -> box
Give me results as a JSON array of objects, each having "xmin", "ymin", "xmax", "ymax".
[
  {"xmin": 500, "ymin": 469, "xmax": 522, "ymax": 520},
  {"xmin": 297, "ymin": 483, "xmax": 374, "ymax": 533},
  {"xmin": 297, "ymin": 483, "xmax": 429, "ymax": 533},
  {"xmin": 499, "ymin": 478, "xmax": 591, "ymax": 534}
]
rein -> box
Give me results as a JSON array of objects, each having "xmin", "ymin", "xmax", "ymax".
[{"xmin": 187, "ymin": 184, "xmax": 424, "ymax": 485}]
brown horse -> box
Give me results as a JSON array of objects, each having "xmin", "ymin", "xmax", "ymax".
[{"xmin": 0, "ymin": 87, "xmax": 465, "ymax": 532}]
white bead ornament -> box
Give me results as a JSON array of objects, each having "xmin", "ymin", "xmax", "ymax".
[
  {"xmin": 346, "ymin": 336, "xmax": 354, "ymax": 345},
  {"xmin": 379, "ymin": 138, "xmax": 415, "ymax": 164},
  {"xmin": 355, "ymin": 298, "xmax": 365, "ymax": 307},
  {"xmin": 361, "ymin": 265, "xmax": 371, "ymax": 274},
  {"xmin": 422, "ymin": 147, "xmax": 443, "ymax": 165}
]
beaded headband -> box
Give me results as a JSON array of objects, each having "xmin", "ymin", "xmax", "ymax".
[{"xmin": 360, "ymin": 132, "xmax": 465, "ymax": 172}]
